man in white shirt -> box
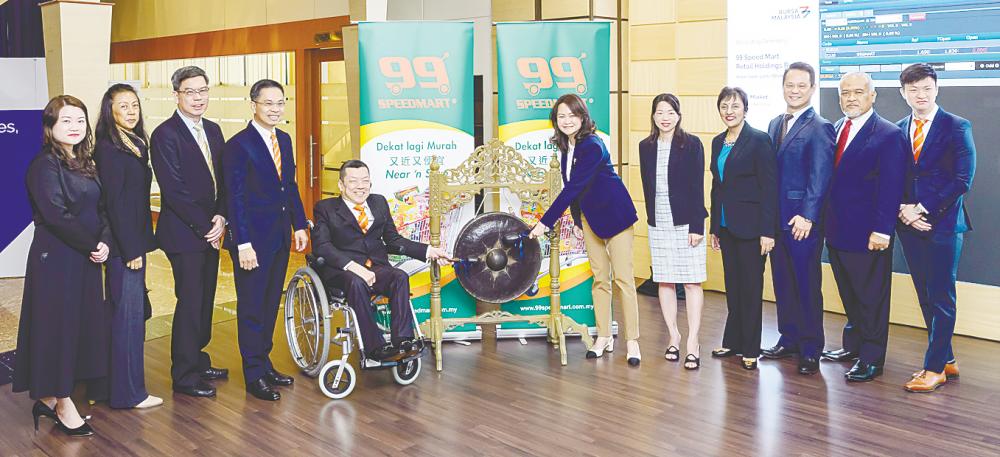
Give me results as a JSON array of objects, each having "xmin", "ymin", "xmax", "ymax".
[
  {"xmin": 222, "ymin": 79, "xmax": 309, "ymax": 401},
  {"xmin": 821, "ymin": 72, "xmax": 909, "ymax": 382}
]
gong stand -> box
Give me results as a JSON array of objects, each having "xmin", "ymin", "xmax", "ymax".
[{"xmin": 422, "ymin": 139, "xmax": 594, "ymax": 371}]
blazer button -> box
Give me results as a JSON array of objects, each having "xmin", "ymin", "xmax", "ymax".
[
  {"xmin": 282, "ymin": 206, "xmax": 286, "ymax": 211},
  {"xmin": 281, "ymin": 186, "xmax": 285, "ymax": 192}
]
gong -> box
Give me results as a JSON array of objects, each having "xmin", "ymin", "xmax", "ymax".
[{"xmin": 452, "ymin": 212, "xmax": 542, "ymax": 303}]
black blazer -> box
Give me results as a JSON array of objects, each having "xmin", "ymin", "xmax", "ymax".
[
  {"xmin": 709, "ymin": 123, "xmax": 778, "ymax": 239},
  {"xmin": 312, "ymin": 194, "xmax": 427, "ymax": 271},
  {"xmin": 638, "ymin": 131, "xmax": 708, "ymax": 235},
  {"xmin": 149, "ymin": 111, "xmax": 226, "ymax": 254},
  {"xmin": 94, "ymin": 135, "xmax": 157, "ymax": 260}
]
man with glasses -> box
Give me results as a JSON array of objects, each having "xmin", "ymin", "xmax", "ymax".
[
  {"xmin": 221, "ymin": 79, "xmax": 308, "ymax": 401},
  {"xmin": 150, "ymin": 66, "xmax": 229, "ymax": 398}
]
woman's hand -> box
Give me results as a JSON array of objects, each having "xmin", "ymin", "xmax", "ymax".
[
  {"xmin": 573, "ymin": 225, "xmax": 584, "ymax": 240},
  {"xmin": 710, "ymin": 234, "xmax": 721, "ymax": 251},
  {"xmin": 90, "ymin": 242, "xmax": 109, "ymax": 264},
  {"xmin": 760, "ymin": 236, "xmax": 775, "ymax": 256},
  {"xmin": 126, "ymin": 256, "xmax": 143, "ymax": 270},
  {"xmin": 689, "ymin": 233, "xmax": 704, "ymax": 247},
  {"xmin": 528, "ymin": 223, "xmax": 548, "ymax": 240}
]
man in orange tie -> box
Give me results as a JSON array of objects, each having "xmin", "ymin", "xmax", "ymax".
[
  {"xmin": 894, "ymin": 64, "xmax": 976, "ymax": 393},
  {"xmin": 312, "ymin": 160, "xmax": 451, "ymax": 362},
  {"xmin": 223, "ymin": 79, "xmax": 309, "ymax": 401}
]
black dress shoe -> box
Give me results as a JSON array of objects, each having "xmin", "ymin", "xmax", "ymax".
[
  {"xmin": 56, "ymin": 420, "xmax": 95, "ymax": 437},
  {"xmin": 821, "ymin": 348, "xmax": 859, "ymax": 362},
  {"xmin": 845, "ymin": 360, "xmax": 883, "ymax": 382},
  {"xmin": 761, "ymin": 345, "xmax": 798, "ymax": 359},
  {"xmin": 200, "ymin": 366, "xmax": 229, "ymax": 380},
  {"xmin": 367, "ymin": 343, "xmax": 400, "ymax": 362},
  {"xmin": 711, "ymin": 348, "xmax": 737, "ymax": 358},
  {"xmin": 173, "ymin": 380, "xmax": 217, "ymax": 398},
  {"xmin": 265, "ymin": 368, "xmax": 294, "ymax": 386},
  {"xmin": 798, "ymin": 357, "xmax": 820, "ymax": 375},
  {"xmin": 247, "ymin": 378, "xmax": 281, "ymax": 401}
]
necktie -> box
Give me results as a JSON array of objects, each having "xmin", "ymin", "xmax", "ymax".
[
  {"xmin": 270, "ymin": 131, "xmax": 282, "ymax": 179},
  {"xmin": 834, "ymin": 119, "xmax": 853, "ymax": 166},
  {"xmin": 192, "ymin": 123, "xmax": 216, "ymax": 192},
  {"xmin": 912, "ymin": 118, "xmax": 927, "ymax": 163},
  {"xmin": 776, "ymin": 113, "xmax": 794, "ymax": 148},
  {"xmin": 354, "ymin": 204, "xmax": 373, "ymax": 267}
]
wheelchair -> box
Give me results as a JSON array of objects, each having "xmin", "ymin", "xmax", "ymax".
[{"xmin": 284, "ymin": 253, "xmax": 426, "ymax": 399}]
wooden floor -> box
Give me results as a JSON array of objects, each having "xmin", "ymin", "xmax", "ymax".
[{"xmin": 2, "ymin": 291, "xmax": 1000, "ymax": 457}]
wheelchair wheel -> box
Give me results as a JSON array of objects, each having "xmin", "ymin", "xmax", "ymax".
[
  {"xmin": 284, "ymin": 266, "xmax": 330, "ymax": 377},
  {"xmin": 318, "ymin": 360, "xmax": 356, "ymax": 399},
  {"xmin": 392, "ymin": 358, "xmax": 421, "ymax": 385}
]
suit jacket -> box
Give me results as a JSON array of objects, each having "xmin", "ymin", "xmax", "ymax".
[
  {"xmin": 312, "ymin": 194, "xmax": 427, "ymax": 271},
  {"xmin": 824, "ymin": 112, "xmax": 909, "ymax": 252},
  {"xmin": 709, "ymin": 124, "xmax": 778, "ymax": 239},
  {"xmin": 222, "ymin": 122, "xmax": 308, "ymax": 254},
  {"xmin": 94, "ymin": 135, "xmax": 157, "ymax": 260},
  {"xmin": 767, "ymin": 107, "xmax": 836, "ymax": 230},
  {"xmin": 896, "ymin": 109, "xmax": 975, "ymax": 234},
  {"xmin": 638, "ymin": 131, "xmax": 708, "ymax": 235},
  {"xmin": 539, "ymin": 134, "xmax": 638, "ymax": 238},
  {"xmin": 150, "ymin": 111, "xmax": 226, "ymax": 254}
]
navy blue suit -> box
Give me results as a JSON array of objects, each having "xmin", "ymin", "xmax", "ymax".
[
  {"xmin": 150, "ymin": 111, "xmax": 227, "ymax": 387},
  {"xmin": 896, "ymin": 109, "xmax": 975, "ymax": 373},
  {"xmin": 766, "ymin": 108, "xmax": 835, "ymax": 359},
  {"xmin": 824, "ymin": 111, "xmax": 908, "ymax": 364},
  {"xmin": 539, "ymin": 134, "xmax": 638, "ymax": 237},
  {"xmin": 223, "ymin": 122, "xmax": 307, "ymax": 384}
]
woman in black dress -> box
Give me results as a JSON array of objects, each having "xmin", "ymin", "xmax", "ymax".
[
  {"xmin": 13, "ymin": 95, "xmax": 111, "ymax": 436},
  {"xmin": 94, "ymin": 84, "xmax": 161, "ymax": 409}
]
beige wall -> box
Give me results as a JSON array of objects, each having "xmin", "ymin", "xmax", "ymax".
[{"xmin": 106, "ymin": 0, "xmax": 350, "ymax": 42}]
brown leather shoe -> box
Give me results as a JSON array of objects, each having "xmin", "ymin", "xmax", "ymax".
[
  {"xmin": 904, "ymin": 370, "xmax": 947, "ymax": 393},
  {"xmin": 911, "ymin": 362, "xmax": 959, "ymax": 380}
]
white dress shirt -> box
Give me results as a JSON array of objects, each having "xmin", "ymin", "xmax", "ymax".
[
  {"xmin": 565, "ymin": 143, "xmax": 575, "ymax": 180},
  {"xmin": 177, "ymin": 109, "xmax": 211, "ymax": 155},
  {"xmin": 906, "ymin": 105, "xmax": 938, "ymax": 215},
  {"xmin": 341, "ymin": 198, "xmax": 432, "ymax": 270},
  {"xmin": 238, "ymin": 120, "xmax": 285, "ymax": 251}
]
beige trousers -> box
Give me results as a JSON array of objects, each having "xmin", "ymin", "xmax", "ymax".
[{"xmin": 581, "ymin": 216, "xmax": 640, "ymax": 340}]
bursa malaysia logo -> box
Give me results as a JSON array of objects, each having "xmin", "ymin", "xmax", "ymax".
[{"xmin": 0, "ymin": 122, "xmax": 18, "ymax": 135}]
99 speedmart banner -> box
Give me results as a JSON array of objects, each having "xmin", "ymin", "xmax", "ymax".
[
  {"xmin": 495, "ymin": 21, "xmax": 612, "ymax": 333},
  {"xmin": 358, "ymin": 21, "xmax": 477, "ymax": 335}
]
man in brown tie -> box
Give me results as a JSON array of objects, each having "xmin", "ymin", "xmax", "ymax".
[
  {"xmin": 312, "ymin": 160, "xmax": 451, "ymax": 361},
  {"xmin": 222, "ymin": 79, "xmax": 308, "ymax": 401}
]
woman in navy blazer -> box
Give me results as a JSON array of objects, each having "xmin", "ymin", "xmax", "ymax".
[
  {"xmin": 529, "ymin": 94, "xmax": 641, "ymax": 365},
  {"xmin": 94, "ymin": 84, "xmax": 162, "ymax": 409},
  {"xmin": 708, "ymin": 87, "xmax": 778, "ymax": 371},
  {"xmin": 638, "ymin": 94, "xmax": 708, "ymax": 369}
]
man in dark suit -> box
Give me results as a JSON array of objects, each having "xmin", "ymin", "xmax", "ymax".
[
  {"xmin": 312, "ymin": 160, "xmax": 450, "ymax": 361},
  {"xmin": 822, "ymin": 72, "xmax": 909, "ymax": 382},
  {"xmin": 223, "ymin": 79, "xmax": 308, "ymax": 401},
  {"xmin": 150, "ymin": 66, "xmax": 229, "ymax": 397},
  {"xmin": 762, "ymin": 62, "xmax": 836, "ymax": 375},
  {"xmin": 894, "ymin": 64, "xmax": 976, "ymax": 393}
]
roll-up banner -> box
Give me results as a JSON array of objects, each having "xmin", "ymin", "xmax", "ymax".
[
  {"xmin": 496, "ymin": 21, "xmax": 612, "ymax": 332},
  {"xmin": 358, "ymin": 21, "xmax": 477, "ymax": 335}
]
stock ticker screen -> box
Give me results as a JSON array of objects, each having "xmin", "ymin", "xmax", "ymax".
[{"xmin": 819, "ymin": 0, "xmax": 1000, "ymax": 85}]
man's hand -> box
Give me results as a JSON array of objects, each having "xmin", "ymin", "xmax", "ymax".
[
  {"xmin": 528, "ymin": 223, "xmax": 548, "ymax": 240},
  {"xmin": 293, "ymin": 229, "xmax": 309, "ymax": 252},
  {"xmin": 689, "ymin": 233, "xmax": 704, "ymax": 247},
  {"xmin": 788, "ymin": 215, "xmax": 813, "ymax": 241},
  {"xmin": 868, "ymin": 233, "xmax": 890, "ymax": 251},
  {"xmin": 426, "ymin": 246, "xmax": 452, "ymax": 266},
  {"xmin": 239, "ymin": 246, "xmax": 259, "ymax": 270},
  {"xmin": 898, "ymin": 204, "xmax": 924, "ymax": 225},
  {"xmin": 760, "ymin": 236, "xmax": 775, "ymax": 256},
  {"xmin": 210, "ymin": 239, "xmax": 221, "ymax": 250},
  {"xmin": 710, "ymin": 234, "xmax": 721, "ymax": 251},
  {"xmin": 126, "ymin": 256, "xmax": 143, "ymax": 270},
  {"xmin": 911, "ymin": 218, "xmax": 933, "ymax": 232},
  {"xmin": 90, "ymin": 242, "xmax": 109, "ymax": 264},
  {"xmin": 347, "ymin": 262, "xmax": 376, "ymax": 287},
  {"xmin": 205, "ymin": 215, "xmax": 226, "ymax": 243}
]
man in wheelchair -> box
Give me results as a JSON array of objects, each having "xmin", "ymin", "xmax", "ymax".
[{"xmin": 312, "ymin": 160, "xmax": 450, "ymax": 362}]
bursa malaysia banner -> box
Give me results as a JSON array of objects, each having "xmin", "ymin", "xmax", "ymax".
[
  {"xmin": 496, "ymin": 21, "xmax": 612, "ymax": 331},
  {"xmin": 357, "ymin": 21, "xmax": 477, "ymax": 334}
]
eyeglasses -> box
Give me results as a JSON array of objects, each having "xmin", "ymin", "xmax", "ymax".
[
  {"xmin": 253, "ymin": 100, "xmax": 287, "ymax": 110},
  {"xmin": 178, "ymin": 87, "xmax": 210, "ymax": 97}
]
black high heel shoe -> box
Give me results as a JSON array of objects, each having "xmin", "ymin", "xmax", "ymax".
[
  {"xmin": 56, "ymin": 420, "xmax": 95, "ymax": 437},
  {"xmin": 32, "ymin": 401, "xmax": 58, "ymax": 431}
]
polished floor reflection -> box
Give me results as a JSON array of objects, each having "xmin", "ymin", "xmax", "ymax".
[{"xmin": 1, "ymin": 291, "xmax": 999, "ymax": 456}]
